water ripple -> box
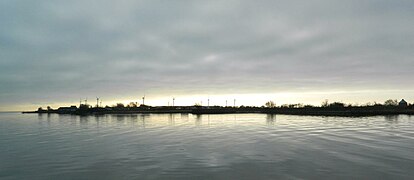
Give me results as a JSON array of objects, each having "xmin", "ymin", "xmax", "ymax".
[{"xmin": 1, "ymin": 113, "xmax": 414, "ymax": 179}]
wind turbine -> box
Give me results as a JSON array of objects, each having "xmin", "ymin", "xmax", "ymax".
[{"xmin": 142, "ymin": 95, "xmax": 145, "ymax": 105}]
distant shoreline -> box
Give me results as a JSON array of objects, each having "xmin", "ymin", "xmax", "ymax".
[
  {"xmin": 22, "ymin": 106, "xmax": 414, "ymax": 117},
  {"xmin": 0, "ymin": 111, "xmax": 21, "ymax": 113}
]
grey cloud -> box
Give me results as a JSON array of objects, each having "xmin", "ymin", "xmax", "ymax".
[{"xmin": 1, "ymin": 0, "xmax": 414, "ymax": 109}]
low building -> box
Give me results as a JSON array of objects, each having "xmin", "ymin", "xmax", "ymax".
[
  {"xmin": 399, "ymin": 99, "xmax": 408, "ymax": 107},
  {"xmin": 57, "ymin": 106, "xmax": 78, "ymax": 113}
]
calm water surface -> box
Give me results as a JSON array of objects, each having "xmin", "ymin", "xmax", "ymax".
[{"xmin": 1, "ymin": 113, "xmax": 414, "ymax": 179}]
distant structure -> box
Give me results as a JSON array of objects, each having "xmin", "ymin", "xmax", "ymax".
[
  {"xmin": 79, "ymin": 104, "xmax": 91, "ymax": 109},
  {"xmin": 399, "ymin": 99, "xmax": 408, "ymax": 107},
  {"xmin": 142, "ymin": 96, "xmax": 145, "ymax": 105},
  {"xmin": 79, "ymin": 98, "xmax": 88, "ymax": 107},
  {"xmin": 58, "ymin": 106, "xmax": 77, "ymax": 113},
  {"xmin": 96, "ymin": 97, "xmax": 100, "ymax": 107}
]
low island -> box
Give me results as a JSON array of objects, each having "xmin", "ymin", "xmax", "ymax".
[{"xmin": 22, "ymin": 99, "xmax": 414, "ymax": 117}]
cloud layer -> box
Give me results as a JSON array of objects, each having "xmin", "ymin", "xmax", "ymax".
[{"xmin": 1, "ymin": 0, "xmax": 414, "ymax": 110}]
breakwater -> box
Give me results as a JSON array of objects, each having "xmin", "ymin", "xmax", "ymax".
[{"xmin": 23, "ymin": 106, "xmax": 414, "ymax": 117}]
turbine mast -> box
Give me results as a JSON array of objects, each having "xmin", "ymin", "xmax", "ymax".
[{"xmin": 142, "ymin": 95, "xmax": 145, "ymax": 105}]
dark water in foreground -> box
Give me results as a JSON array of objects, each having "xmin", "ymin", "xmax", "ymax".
[{"xmin": 1, "ymin": 113, "xmax": 414, "ymax": 180}]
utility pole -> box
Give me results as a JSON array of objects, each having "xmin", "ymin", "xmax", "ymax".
[
  {"xmin": 96, "ymin": 97, "xmax": 99, "ymax": 107},
  {"xmin": 173, "ymin": 97, "xmax": 175, "ymax": 107},
  {"xmin": 234, "ymin": 99, "xmax": 236, "ymax": 107},
  {"xmin": 208, "ymin": 97, "xmax": 210, "ymax": 107},
  {"xmin": 226, "ymin": 100, "xmax": 227, "ymax": 107}
]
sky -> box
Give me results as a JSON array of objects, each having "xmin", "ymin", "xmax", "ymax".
[{"xmin": 1, "ymin": 0, "xmax": 414, "ymax": 111}]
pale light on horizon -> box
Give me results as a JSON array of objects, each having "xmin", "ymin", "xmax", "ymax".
[{"xmin": 4, "ymin": 89, "xmax": 413, "ymax": 112}]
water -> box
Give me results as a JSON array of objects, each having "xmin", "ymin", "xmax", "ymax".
[{"xmin": 1, "ymin": 113, "xmax": 414, "ymax": 179}]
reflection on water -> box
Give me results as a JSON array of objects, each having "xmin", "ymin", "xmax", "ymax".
[
  {"xmin": 385, "ymin": 115, "xmax": 399, "ymax": 123},
  {"xmin": 266, "ymin": 114, "xmax": 276, "ymax": 126},
  {"xmin": 195, "ymin": 114, "xmax": 202, "ymax": 127},
  {"xmin": 1, "ymin": 113, "xmax": 414, "ymax": 179}
]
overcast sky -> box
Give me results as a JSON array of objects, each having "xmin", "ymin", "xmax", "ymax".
[{"xmin": 1, "ymin": 0, "xmax": 414, "ymax": 110}]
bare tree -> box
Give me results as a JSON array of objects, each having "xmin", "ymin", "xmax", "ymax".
[
  {"xmin": 265, "ymin": 101, "xmax": 276, "ymax": 108},
  {"xmin": 127, "ymin": 102, "xmax": 137, "ymax": 108},
  {"xmin": 321, "ymin": 99, "xmax": 329, "ymax": 107},
  {"xmin": 384, "ymin": 99, "xmax": 398, "ymax": 106}
]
